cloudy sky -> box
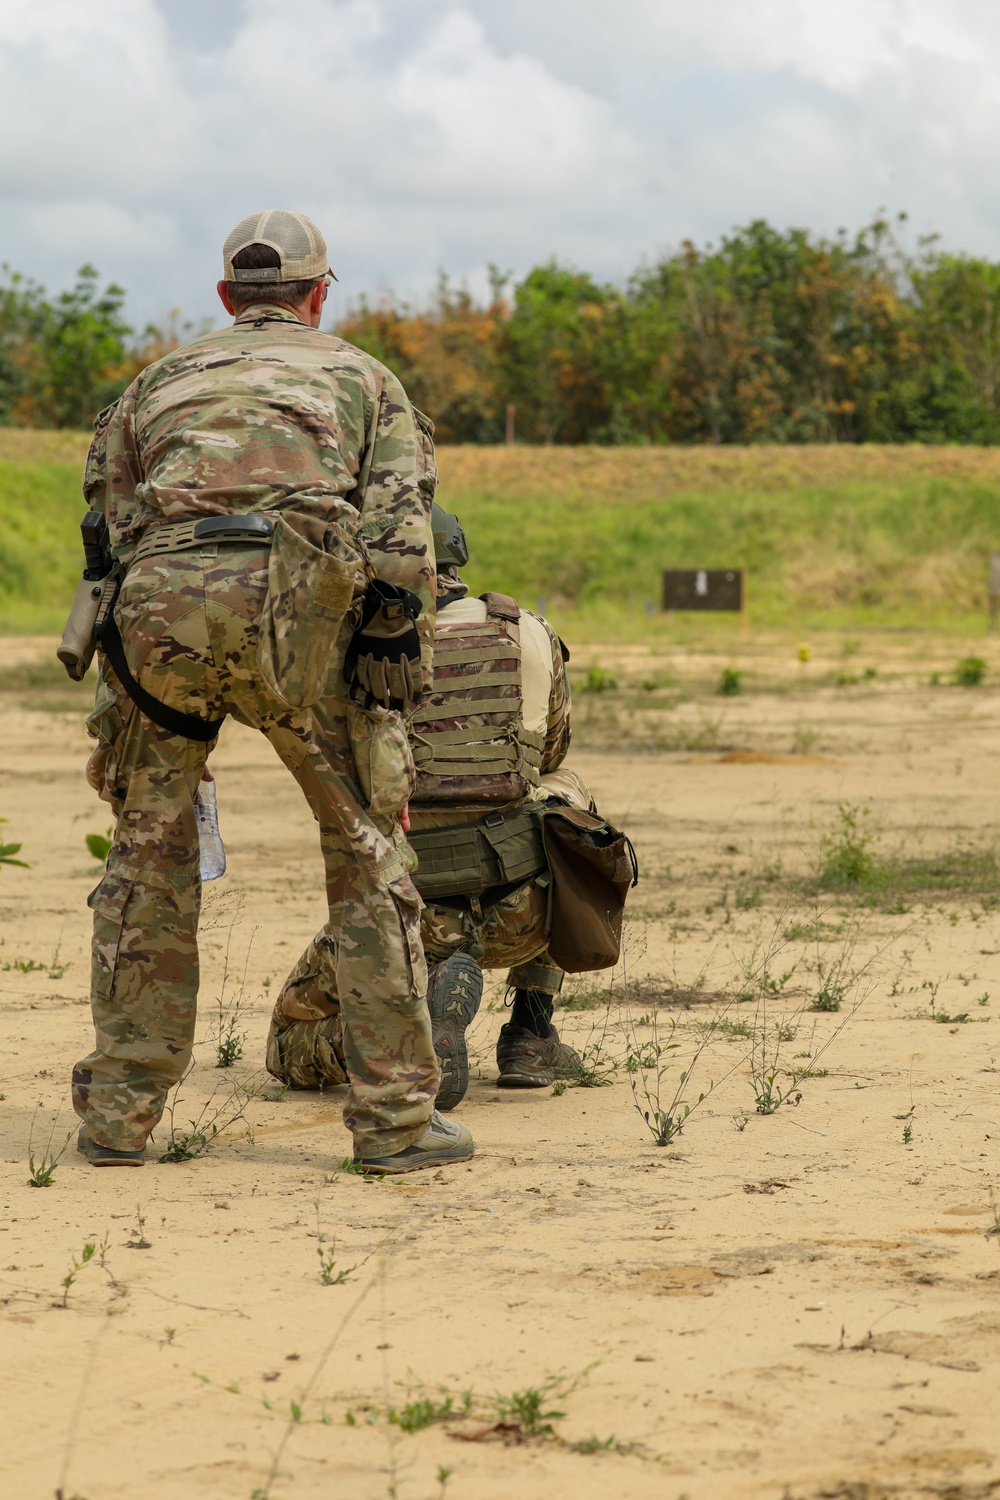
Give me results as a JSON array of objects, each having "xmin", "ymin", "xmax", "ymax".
[{"xmin": 2, "ymin": 0, "xmax": 999, "ymax": 329}]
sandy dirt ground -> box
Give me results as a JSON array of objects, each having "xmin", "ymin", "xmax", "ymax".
[{"xmin": 4, "ymin": 632, "xmax": 1000, "ymax": 1500}]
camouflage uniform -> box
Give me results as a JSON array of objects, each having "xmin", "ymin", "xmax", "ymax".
[
  {"xmin": 268, "ymin": 588, "xmax": 595, "ymax": 1090},
  {"xmin": 73, "ymin": 304, "xmax": 440, "ymax": 1158}
]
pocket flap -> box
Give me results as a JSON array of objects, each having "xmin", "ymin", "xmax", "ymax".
[{"xmin": 257, "ymin": 512, "xmax": 363, "ymax": 710}]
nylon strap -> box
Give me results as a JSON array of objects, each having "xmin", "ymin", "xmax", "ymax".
[
  {"xmin": 415, "ymin": 696, "xmax": 520, "ymax": 721},
  {"xmin": 97, "ymin": 614, "xmax": 226, "ymax": 743},
  {"xmin": 422, "ymin": 672, "xmax": 524, "ymax": 693},
  {"xmin": 431, "ymin": 644, "xmax": 517, "ymax": 664}
]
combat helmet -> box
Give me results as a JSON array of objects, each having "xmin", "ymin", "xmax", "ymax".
[{"xmin": 431, "ymin": 502, "xmax": 469, "ymax": 570}]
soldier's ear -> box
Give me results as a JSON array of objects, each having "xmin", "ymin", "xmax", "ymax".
[{"xmin": 217, "ymin": 280, "xmax": 236, "ymax": 316}]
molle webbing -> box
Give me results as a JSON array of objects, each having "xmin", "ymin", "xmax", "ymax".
[
  {"xmin": 410, "ymin": 593, "xmax": 543, "ymax": 804},
  {"xmin": 406, "ymin": 806, "xmax": 547, "ymax": 901}
]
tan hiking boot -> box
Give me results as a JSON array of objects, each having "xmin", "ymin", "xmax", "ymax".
[
  {"xmin": 353, "ymin": 1110, "xmax": 474, "ymax": 1175},
  {"xmin": 426, "ymin": 953, "xmax": 483, "ymax": 1110},
  {"xmin": 495, "ymin": 1023, "xmax": 582, "ymax": 1089}
]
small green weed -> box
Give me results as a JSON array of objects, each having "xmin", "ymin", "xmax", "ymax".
[
  {"xmin": 85, "ymin": 828, "xmax": 112, "ymax": 863},
  {"xmin": 60, "ymin": 1241, "xmax": 96, "ymax": 1306},
  {"xmin": 0, "ymin": 818, "xmax": 28, "ymax": 869},
  {"xmin": 558, "ymin": 977, "xmax": 612, "ymax": 1011},
  {"xmin": 819, "ymin": 804, "xmax": 877, "ymax": 888},
  {"xmin": 810, "ymin": 972, "xmax": 847, "ymax": 1012},
  {"xmin": 567, "ymin": 1434, "xmax": 641, "ymax": 1456},
  {"xmin": 125, "ymin": 1206, "xmax": 151, "ymax": 1249},
  {"xmin": 565, "ymin": 1007, "xmax": 619, "ymax": 1088},
  {"xmin": 212, "ymin": 923, "xmax": 257, "ymax": 1068},
  {"xmin": 718, "ymin": 667, "xmax": 742, "ymax": 696},
  {"xmin": 581, "ymin": 664, "xmax": 618, "ymax": 694},
  {"xmin": 494, "ymin": 1382, "xmax": 565, "ymax": 1438},
  {"xmin": 317, "ymin": 1242, "xmax": 359, "ymax": 1286},
  {"xmin": 27, "ymin": 1107, "xmax": 72, "ymax": 1187},
  {"xmin": 158, "ymin": 1073, "xmax": 261, "ymax": 1162},
  {"xmin": 626, "ymin": 997, "xmax": 726, "ymax": 1145},
  {"xmin": 693, "ymin": 1015, "xmax": 752, "ymax": 1041},
  {"xmin": 388, "ymin": 1392, "xmax": 472, "ymax": 1432},
  {"xmin": 955, "ymin": 656, "xmax": 986, "ymax": 687}
]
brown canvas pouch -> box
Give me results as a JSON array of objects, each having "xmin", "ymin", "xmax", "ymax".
[
  {"xmin": 540, "ymin": 806, "xmax": 638, "ymax": 972},
  {"xmin": 257, "ymin": 511, "xmax": 363, "ymax": 710}
]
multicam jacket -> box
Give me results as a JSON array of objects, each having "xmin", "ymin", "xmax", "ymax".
[{"xmin": 82, "ymin": 303, "xmax": 437, "ymax": 681}]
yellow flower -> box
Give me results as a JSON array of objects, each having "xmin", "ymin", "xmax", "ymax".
[{"xmin": 797, "ymin": 644, "xmax": 811, "ymax": 663}]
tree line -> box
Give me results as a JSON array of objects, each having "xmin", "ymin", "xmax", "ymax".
[{"xmin": 6, "ymin": 217, "xmax": 1000, "ymax": 442}]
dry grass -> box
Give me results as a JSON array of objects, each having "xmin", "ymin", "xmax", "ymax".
[{"xmin": 440, "ymin": 441, "xmax": 1000, "ymax": 495}]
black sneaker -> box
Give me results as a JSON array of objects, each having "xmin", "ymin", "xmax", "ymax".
[
  {"xmin": 77, "ymin": 1125, "xmax": 145, "ymax": 1167},
  {"xmin": 495, "ymin": 1023, "xmax": 582, "ymax": 1089},
  {"xmin": 426, "ymin": 953, "xmax": 483, "ymax": 1110}
]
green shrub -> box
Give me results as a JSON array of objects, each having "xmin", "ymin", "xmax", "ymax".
[
  {"xmin": 955, "ymin": 656, "xmax": 986, "ymax": 686},
  {"xmin": 581, "ymin": 665, "xmax": 617, "ymax": 693},
  {"xmin": 819, "ymin": 805, "xmax": 877, "ymax": 888}
]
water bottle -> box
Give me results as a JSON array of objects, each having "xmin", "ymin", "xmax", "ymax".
[{"xmin": 195, "ymin": 777, "xmax": 227, "ymax": 881}]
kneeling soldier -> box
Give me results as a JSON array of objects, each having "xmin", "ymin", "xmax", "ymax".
[{"xmin": 268, "ymin": 506, "xmax": 605, "ymax": 1106}]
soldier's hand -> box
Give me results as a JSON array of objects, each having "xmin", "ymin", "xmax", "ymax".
[{"xmin": 344, "ymin": 579, "xmax": 423, "ymax": 714}]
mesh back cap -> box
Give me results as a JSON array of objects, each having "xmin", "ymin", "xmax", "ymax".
[{"xmin": 222, "ymin": 210, "xmax": 336, "ymax": 283}]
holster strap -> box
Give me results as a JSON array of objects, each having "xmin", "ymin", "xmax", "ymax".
[
  {"xmin": 132, "ymin": 513, "xmax": 275, "ymax": 565},
  {"xmin": 97, "ymin": 607, "xmax": 226, "ymax": 743}
]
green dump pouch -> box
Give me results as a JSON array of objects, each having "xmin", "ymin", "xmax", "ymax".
[
  {"xmin": 407, "ymin": 806, "xmax": 547, "ymax": 901},
  {"xmin": 540, "ymin": 806, "xmax": 639, "ymax": 973},
  {"xmin": 257, "ymin": 512, "xmax": 362, "ymax": 710}
]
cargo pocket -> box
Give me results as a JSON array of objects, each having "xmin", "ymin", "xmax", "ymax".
[
  {"xmin": 257, "ymin": 512, "xmax": 363, "ymax": 710},
  {"xmin": 87, "ymin": 872, "xmax": 134, "ymax": 1003},
  {"xmin": 348, "ymin": 703, "xmax": 416, "ymax": 825},
  {"xmin": 388, "ymin": 872, "xmax": 427, "ymax": 1000},
  {"xmin": 85, "ymin": 672, "xmax": 133, "ymax": 808}
]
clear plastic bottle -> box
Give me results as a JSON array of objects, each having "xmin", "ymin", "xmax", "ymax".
[{"xmin": 194, "ymin": 776, "xmax": 227, "ymax": 881}]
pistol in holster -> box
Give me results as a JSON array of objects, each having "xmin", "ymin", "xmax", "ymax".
[{"xmin": 56, "ymin": 511, "xmax": 122, "ymax": 682}]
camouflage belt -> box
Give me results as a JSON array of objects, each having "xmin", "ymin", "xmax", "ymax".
[{"xmin": 132, "ymin": 513, "xmax": 275, "ymax": 564}]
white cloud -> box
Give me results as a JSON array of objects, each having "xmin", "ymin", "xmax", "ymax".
[
  {"xmin": 392, "ymin": 12, "xmax": 632, "ymax": 200},
  {"xmin": 0, "ymin": 0, "xmax": 999, "ymax": 328}
]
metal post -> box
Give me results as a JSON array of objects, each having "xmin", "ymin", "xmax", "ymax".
[{"xmin": 990, "ymin": 555, "xmax": 1000, "ymax": 631}]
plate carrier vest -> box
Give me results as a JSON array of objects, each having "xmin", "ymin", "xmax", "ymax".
[{"xmin": 410, "ymin": 592, "xmax": 544, "ymax": 805}]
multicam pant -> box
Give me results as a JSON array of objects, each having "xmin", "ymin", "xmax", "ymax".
[
  {"xmin": 268, "ymin": 768, "xmax": 595, "ymax": 1090},
  {"xmin": 72, "ymin": 544, "xmax": 438, "ymax": 1157}
]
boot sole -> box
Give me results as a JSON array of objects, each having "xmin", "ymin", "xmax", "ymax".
[
  {"xmin": 496, "ymin": 1070, "xmax": 555, "ymax": 1089},
  {"xmin": 77, "ymin": 1134, "xmax": 145, "ymax": 1167},
  {"xmin": 427, "ymin": 954, "xmax": 483, "ymax": 1110},
  {"xmin": 354, "ymin": 1141, "xmax": 475, "ymax": 1175}
]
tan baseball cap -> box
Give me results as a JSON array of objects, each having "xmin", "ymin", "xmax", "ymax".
[{"xmin": 222, "ymin": 210, "xmax": 337, "ymax": 283}]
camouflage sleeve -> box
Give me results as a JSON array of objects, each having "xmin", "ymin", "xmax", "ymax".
[
  {"xmin": 356, "ymin": 374, "xmax": 437, "ymax": 694},
  {"xmin": 84, "ymin": 382, "xmax": 143, "ymax": 565},
  {"xmin": 535, "ymin": 615, "xmax": 572, "ymax": 773}
]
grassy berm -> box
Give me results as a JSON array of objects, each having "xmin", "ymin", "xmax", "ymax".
[{"xmin": 3, "ymin": 433, "xmax": 1000, "ymax": 633}]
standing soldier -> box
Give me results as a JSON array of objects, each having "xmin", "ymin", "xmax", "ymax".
[{"xmin": 71, "ymin": 211, "xmax": 473, "ymax": 1175}]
